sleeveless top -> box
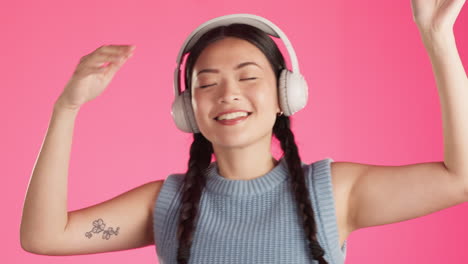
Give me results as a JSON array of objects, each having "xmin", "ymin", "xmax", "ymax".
[{"xmin": 153, "ymin": 157, "xmax": 348, "ymax": 263}]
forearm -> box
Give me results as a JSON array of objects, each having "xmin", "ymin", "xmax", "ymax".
[
  {"xmin": 20, "ymin": 100, "xmax": 80, "ymax": 250},
  {"xmin": 420, "ymin": 30, "xmax": 468, "ymax": 182}
]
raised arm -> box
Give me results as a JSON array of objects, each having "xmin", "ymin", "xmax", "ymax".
[
  {"xmin": 19, "ymin": 45, "xmax": 166, "ymax": 255},
  {"xmin": 412, "ymin": 0, "xmax": 468, "ymax": 181},
  {"xmin": 330, "ymin": 0, "xmax": 468, "ymax": 240}
]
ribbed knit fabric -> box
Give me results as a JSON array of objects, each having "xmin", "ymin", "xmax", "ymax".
[{"xmin": 153, "ymin": 157, "xmax": 347, "ymax": 264}]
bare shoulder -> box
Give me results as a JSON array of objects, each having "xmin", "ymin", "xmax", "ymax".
[
  {"xmin": 329, "ymin": 161, "xmax": 366, "ymax": 248},
  {"xmin": 148, "ymin": 179, "xmax": 165, "ymax": 214}
]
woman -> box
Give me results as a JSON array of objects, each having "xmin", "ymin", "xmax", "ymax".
[{"xmin": 20, "ymin": 1, "xmax": 468, "ymax": 263}]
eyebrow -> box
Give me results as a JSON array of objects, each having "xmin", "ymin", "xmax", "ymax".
[{"xmin": 196, "ymin": 61, "xmax": 262, "ymax": 76}]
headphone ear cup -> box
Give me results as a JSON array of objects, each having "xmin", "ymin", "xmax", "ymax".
[
  {"xmin": 278, "ymin": 69, "xmax": 309, "ymax": 116},
  {"xmin": 171, "ymin": 90, "xmax": 200, "ymax": 133}
]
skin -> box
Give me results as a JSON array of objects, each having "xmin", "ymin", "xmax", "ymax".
[{"xmin": 190, "ymin": 37, "xmax": 282, "ymax": 181}]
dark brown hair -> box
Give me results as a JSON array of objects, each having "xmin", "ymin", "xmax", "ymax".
[{"xmin": 176, "ymin": 23, "xmax": 328, "ymax": 264}]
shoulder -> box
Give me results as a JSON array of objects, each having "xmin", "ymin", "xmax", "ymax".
[
  {"xmin": 144, "ymin": 179, "xmax": 165, "ymax": 211},
  {"xmin": 329, "ymin": 161, "xmax": 359, "ymax": 201},
  {"xmin": 329, "ymin": 160, "xmax": 369, "ymax": 244},
  {"xmin": 329, "ymin": 160, "xmax": 369, "ymax": 209},
  {"xmin": 304, "ymin": 158, "xmax": 361, "ymax": 246}
]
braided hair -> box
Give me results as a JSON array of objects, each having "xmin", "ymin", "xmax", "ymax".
[{"xmin": 176, "ymin": 23, "xmax": 328, "ymax": 264}]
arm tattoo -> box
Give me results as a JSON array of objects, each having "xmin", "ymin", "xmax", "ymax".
[{"xmin": 84, "ymin": 218, "xmax": 120, "ymax": 240}]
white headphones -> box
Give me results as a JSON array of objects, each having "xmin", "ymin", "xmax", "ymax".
[{"xmin": 171, "ymin": 13, "xmax": 309, "ymax": 133}]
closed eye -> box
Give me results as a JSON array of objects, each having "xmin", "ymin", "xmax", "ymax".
[
  {"xmin": 199, "ymin": 78, "xmax": 257, "ymax": 88},
  {"xmin": 199, "ymin": 84, "xmax": 215, "ymax": 88}
]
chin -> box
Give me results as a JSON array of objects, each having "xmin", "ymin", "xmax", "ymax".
[
  {"xmin": 213, "ymin": 139, "xmax": 254, "ymax": 150},
  {"xmin": 207, "ymin": 129, "xmax": 273, "ymax": 151},
  {"xmin": 207, "ymin": 133, "xmax": 252, "ymax": 149}
]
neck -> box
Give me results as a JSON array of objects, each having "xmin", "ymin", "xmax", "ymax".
[{"xmin": 212, "ymin": 136, "xmax": 278, "ymax": 181}]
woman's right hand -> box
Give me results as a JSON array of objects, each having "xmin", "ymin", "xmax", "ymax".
[{"xmin": 55, "ymin": 45, "xmax": 135, "ymax": 110}]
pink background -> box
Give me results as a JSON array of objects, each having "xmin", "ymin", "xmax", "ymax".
[{"xmin": 3, "ymin": 0, "xmax": 468, "ymax": 263}]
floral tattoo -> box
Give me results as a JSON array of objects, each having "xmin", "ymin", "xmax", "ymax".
[{"xmin": 85, "ymin": 218, "xmax": 120, "ymax": 240}]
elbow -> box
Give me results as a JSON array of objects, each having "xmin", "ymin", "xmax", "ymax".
[
  {"xmin": 20, "ymin": 227, "xmax": 35, "ymax": 253},
  {"xmin": 445, "ymin": 164, "xmax": 468, "ymax": 203},
  {"xmin": 20, "ymin": 221, "xmax": 63, "ymax": 255},
  {"xmin": 20, "ymin": 233, "xmax": 55, "ymax": 255},
  {"xmin": 20, "ymin": 238, "xmax": 40, "ymax": 254},
  {"xmin": 460, "ymin": 173, "xmax": 468, "ymax": 202},
  {"xmin": 20, "ymin": 226, "xmax": 38, "ymax": 254},
  {"xmin": 20, "ymin": 239, "xmax": 55, "ymax": 255}
]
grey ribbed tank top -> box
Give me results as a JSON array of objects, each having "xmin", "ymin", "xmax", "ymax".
[{"xmin": 153, "ymin": 157, "xmax": 347, "ymax": 263}]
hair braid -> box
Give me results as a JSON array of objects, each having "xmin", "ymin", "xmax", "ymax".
[
  {"xmin": 176, "ymin": 132, "xmax": 213, "ymax": 264},
  {"xmin": 273, "ymin": 115, "xmax": 328, "ymax": 264}
]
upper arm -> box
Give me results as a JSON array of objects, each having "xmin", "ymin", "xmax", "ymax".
[
  {"xmin": 332, "ymin": 161, "xmax": 467, "ymax": 233},
  {"xmin": 32, "ymin": 179, "xmax": 164, "ymax": 255}
]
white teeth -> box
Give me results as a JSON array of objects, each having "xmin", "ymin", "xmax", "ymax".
[{"xmin": 217, "ymin": 112, "xmax": 249, "ymax": 121}]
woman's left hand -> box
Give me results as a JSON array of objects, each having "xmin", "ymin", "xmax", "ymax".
[{"xmin": 410, "ymin": 0, "xmax": 466, "ymax": 33}]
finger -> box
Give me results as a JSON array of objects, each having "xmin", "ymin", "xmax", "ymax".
[
  {"xmin": 75, "ymin": 56, "xmax": 130, "ymax": 79},
  {"xmin": 96, "ymin": 44, "xmax": 136, "ymax": 55},
  {"xmin": 79, "ymin": 44, "xmax": 135, "ymax": 65},
  {"xmin": 83, "ymin": 57, "xmax": 128, "ymax": 78},
  {"xmin": 106, "ymin": 53, "xmax": 134, "ymax": 75},
  {"xmin": 82, "ymin": 52, "xmax": 133, "ymax": 68},
  {"xmin": 103, "ymin": 61, "xmax": 125, "ymax": 77}
]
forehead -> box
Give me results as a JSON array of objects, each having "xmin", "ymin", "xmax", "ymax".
[{"xmin": 193, "ymin": 37, "xmax": 269, "ymax": 70}]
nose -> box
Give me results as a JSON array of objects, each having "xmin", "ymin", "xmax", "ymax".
[{"xmin": 217, "ymin": 78, "xmax": 241, "ymax": 103}]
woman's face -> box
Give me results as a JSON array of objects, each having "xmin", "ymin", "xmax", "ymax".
[{"xmin": 190, "ymin": 37, "xmax": 281, "ymax": 149}]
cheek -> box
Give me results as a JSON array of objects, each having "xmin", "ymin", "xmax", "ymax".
[
  {"xmin": 191, "ymin": 92, "xmax": 211, "ymax": 118},
  {"xmin": 251, "ymin": 85, "xmax": 278, "ymax": 111}
]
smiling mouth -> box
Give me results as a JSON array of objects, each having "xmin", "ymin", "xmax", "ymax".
[
  {"xmin": 214, "ymin": 113, "xmax": 252, "ymax": 125},
  {"xmin": 213, "ymin": 112, "xmax": 253, "ymax": 121}
]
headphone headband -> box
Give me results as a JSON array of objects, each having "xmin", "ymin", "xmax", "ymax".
[{"xmin": 173, "ymin": 13, "xmax": 301, "ymax": 97}]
